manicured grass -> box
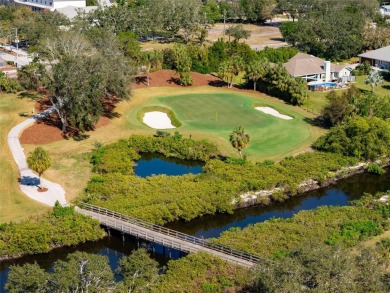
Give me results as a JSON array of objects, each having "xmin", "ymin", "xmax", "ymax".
[
  {"xmin": 0, "ymin": 94, "xmax": 50, "ymax": 223},
  {"xmin": 127, "ymin": 88, "xmax": 324, "ymax": 161},
  {"xmin": 354, "ymin": 75, "xmax": 390, "ymax": 96}
]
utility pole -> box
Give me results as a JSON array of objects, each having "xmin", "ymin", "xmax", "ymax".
[
  {"xmin": 15, "ymin": 28, "xmax": 19, "ymax": 68},
  {"xmin": 223, "ymin": 9, "xmax": 226, "ymax": 40}
]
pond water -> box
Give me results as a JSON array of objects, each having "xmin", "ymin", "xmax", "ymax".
[
  {"xmin": 1, "ymin": 168, "xmax": 389, "ymax": 291},
  {"xmin": 134, "ymin": 153, "xmax": 204, "ymax": 177}
]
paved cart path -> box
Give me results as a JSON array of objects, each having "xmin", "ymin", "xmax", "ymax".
[{"xmin": 7, "ymin": 108, "xmax": 67, "ymax": 206}]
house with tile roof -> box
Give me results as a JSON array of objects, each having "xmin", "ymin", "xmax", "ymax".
[
  {"xmin": 283, "ymin": 53, "xmax": 351, "ymax": 83},
  {"xmin": 358, "ymin": 46, "xmax": 390, "ymax": 70}
]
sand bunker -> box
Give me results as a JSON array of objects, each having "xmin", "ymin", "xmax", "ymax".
[
  {"xmin": 143, "ymin": 111, "xmax": 176, "ymax": 129},
  {"xmin": 255, "ymin": 107, "xmax": 293, "ymax": 120}
]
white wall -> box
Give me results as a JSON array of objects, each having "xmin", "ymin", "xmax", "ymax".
[
  {"xmin": 13, "ymin": 0, "xmax": 85, "ymax": 10},
  {"xmin": 53, "ymin": 0, "xmax": 85, "ymax": 9},
  {"xmin": 338, "ymin": 68, "xmax": 351, "ymax": 78}
]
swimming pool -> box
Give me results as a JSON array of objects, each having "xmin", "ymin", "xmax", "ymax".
[
  {"xmin": 309, "ymin": 82, "xmax": 337, "ymax": 90},
  {"xmin": 311, "ymin": 82, "xmax": 337, "ymax": 88}
]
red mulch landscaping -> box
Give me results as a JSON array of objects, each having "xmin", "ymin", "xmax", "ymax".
[
  {"xmin": 20, "ymin": 70, "xmax": 225, "ymax": 145},
  {"xmin": 134, "ymin": 69, "xmax": 224, "ymax": 88}
]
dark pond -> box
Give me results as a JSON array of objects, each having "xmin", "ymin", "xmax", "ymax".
[
  {"xmin": 1, "ymin": 168, "xmax": 389, "ymax": 291},
  {"xmin": 165, "ymin": 168, "xmax": 390, "ymax": 238},
  {"xmin": 134, "ymin": 153, "xmax": 204, "ymax": 177}
]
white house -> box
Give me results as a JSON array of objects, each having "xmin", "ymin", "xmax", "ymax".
[
  {"xmin": 283, "ymin": 53, "xmax": 351, "ymax": 83},
  {"xmin": 358, "ymin": 46, "xmax": 390, "ymax": 70},
  {"xmin": 12, "ymin": 0, "xmax": 86, "ymax": 11}
]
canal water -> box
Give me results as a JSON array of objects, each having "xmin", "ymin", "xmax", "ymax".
[{"xmin": 1, "ymin": 168, "xmax": 389, "ymax": 290}]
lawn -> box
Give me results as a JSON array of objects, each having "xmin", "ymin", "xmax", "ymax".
[
  {"xmin": 126, "ymin": 88, "xmax": 324, "ymax": 161},
  {"xmin": 0, "ymin": 94, "xmax": 50, "ymax": 223},
  {"xmin": 354, "ymin": 75, "xmax": 390, "ymax": 96}
]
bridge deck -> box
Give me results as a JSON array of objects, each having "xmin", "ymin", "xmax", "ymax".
[{"xmin": 77, "ymin": 206, "xmax": 258, "ymax": 268}]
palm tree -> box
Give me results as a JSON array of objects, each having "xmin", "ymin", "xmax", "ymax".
[
  {"xmin": 229, "ymin": 126, "xmax": 250, "ymax": 158},
  {"xmin": 218, "ymin": 60, "xmax": 234, "ymax": 88},
  {"xmin": 246, "ymin": 58, "xmax": 270, "ymax": 91},
  {"xmin": 141, "ymin": 51, "xmax": 162, "ymax": 86},
  {"xmin": 218, "ymin": 57, "xmax": 245, "ymax": 88},
  {"xmin": 365, "ymin": 70, "xmax": 383, "ymax": 94},
  {"xmin": 27, "ymin": 147, "xmax": 51, "ymax": 190}
]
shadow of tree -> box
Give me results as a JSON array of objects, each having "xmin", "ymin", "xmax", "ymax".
[
  {"xmin": 303, "ymin": 116, "xmax": 329, "ymax": 129},
  {"xmin": 208, "ymin": 80, "xmax": 227, "ymax": 87},
  {"xmin": 17, "ymin": 91, "xmax": 42, "ymax": 101}
]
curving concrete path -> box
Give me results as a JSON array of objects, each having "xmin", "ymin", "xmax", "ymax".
[{"xmin": 7, "ymin": 108, "xmax": 68, "ymax": 207}]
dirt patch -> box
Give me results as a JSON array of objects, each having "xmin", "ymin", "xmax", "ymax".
[
  {"xmin": 207, "ymin": 23, "xmax": 288, "ymax": 50},
  {"xmin": 134, "ymin": 69, "xmax": 222, "ymax": 88}
]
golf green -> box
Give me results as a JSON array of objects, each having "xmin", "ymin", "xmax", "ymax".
[{"xmin": 134, "ymin": 92, "xmax": 314, "ymax": 160}]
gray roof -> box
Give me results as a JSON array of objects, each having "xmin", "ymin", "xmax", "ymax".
[
  {"xmin": 55, "ymin": 5, "xmax": 97, "ymax": 20},
  {"xmin": 358, "ymin": 46, "xmax": 390, "ymax": 63},
  {"xmin": 284, "ymin": 53, "xmax": 345, "ymax": 77}
]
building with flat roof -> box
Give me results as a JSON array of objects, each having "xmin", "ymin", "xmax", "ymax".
[{"xmin": 12, "ymin": 0, "xmax": 86, "ymax": 11}]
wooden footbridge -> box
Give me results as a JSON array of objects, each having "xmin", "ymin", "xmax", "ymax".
[{"xmin": 77, "ymin": 203, "xmax": 261, "ymax": 268}]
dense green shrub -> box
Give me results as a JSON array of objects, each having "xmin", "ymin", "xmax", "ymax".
[
  {"xmin": 155, "ymin": 252, "xmax": 250, "ymax": 293},
  {"xmin": 213, "ymin": 201, "xmax": 390, "ymax": 259},
  {"xmin": 0, "ymin": 203, "xmax": 104, "ymax": 258},
  {"xmin": 6, "ymin": 249, "xmax": 248, "ymax": 293},
  {"xmin": 367, "ymin": 163, "xmax": 386, "ymax": 175},
  {"xmin": 82, "ymin": 135, "xmax": 359, "ymax": 225},
  {"xmin": 0, "ymin": 72, "xmax": 23, "ymax": 93},
  {"xmin": 313, "ymin": 116, "xmax": 390, "ymax": 160},
  {"xmin": 257, "ymin": 47, "xmax": 299, "ymax": 63}
]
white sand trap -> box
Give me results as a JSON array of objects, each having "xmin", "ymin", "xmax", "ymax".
[
  {"xmin": 143, "ymin": 111, "xmax": 176, "ymax": 129},
  {"xmin": 255, "ymin": 107, "xmax": 293, "ymax": 120}
]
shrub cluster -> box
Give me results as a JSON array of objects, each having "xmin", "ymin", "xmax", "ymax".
[
  {"xmin": 82, "ymin": 135, "xmax": 358, "ymax": 225},
  {"xmin": 213, "ymin": 198, "xmax": 390, "ymax": 259},
  {"xmin": 0, "ymin": 202, "xmax": 104, "ymax": 258},
  {"xmin": 313, "ymin": 116, "xmax": 390, "ymax": 160}
]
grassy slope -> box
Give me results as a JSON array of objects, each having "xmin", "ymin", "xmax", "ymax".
[
  {"xmin": 0, "ymin": 94, "xmax": 49, "ymax": 223},
  {"xmin": 126, "ymin": 87, "xmax": 324, "ymax": 161},
  {"xmin": 354, "ymin": 75, "xmax": 390, "ymax": 96}
]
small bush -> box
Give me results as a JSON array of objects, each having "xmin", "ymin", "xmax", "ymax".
[
  {"xmin": 155, "ymin": 130, "xmax": 171, "ymax": 137},
  {"xmin": 367, "ymin": 163, "xmax": 386, "ymax": 175}
]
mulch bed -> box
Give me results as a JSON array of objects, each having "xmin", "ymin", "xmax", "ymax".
[
  {"xmin": 20, "ymin": 70, "xmax": 225, "ymax": 145},
  {"xmin": 134, "ymin": 69, "xmax": 224, "ymax": 88}
]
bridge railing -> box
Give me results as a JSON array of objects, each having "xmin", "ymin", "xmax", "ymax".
[{"xmin": 79, "ymin": 203, "xmax": 263, "ymax": 264}]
